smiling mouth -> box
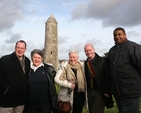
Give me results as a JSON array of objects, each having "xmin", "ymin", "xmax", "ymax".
[{"xmin": 115, "ymin": 39, "xmax": 120, "ymax": 42}]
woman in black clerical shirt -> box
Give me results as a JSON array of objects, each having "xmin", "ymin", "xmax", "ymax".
[{"xmin": 26, "ymin": 49, "xmax": 58, "ymax": 113}]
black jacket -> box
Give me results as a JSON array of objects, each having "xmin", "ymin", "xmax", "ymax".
[
  {"xmin": 85, "ymin": 53, "xmax": 113, "ymax": 108},
  {"xmin": 0, "ymin": 52, "xmax": 30, "ymax": 107},
  {"xmin": 109, "ymin": 40, "xmax": 141, "ymax": 98},
  {"xmin": 44, "ymin": 63, "xmax": 59, "ymax": 112}
]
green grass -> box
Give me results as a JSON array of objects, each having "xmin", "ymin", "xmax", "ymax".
[
  {"xmin": 82, "ymin": 97, "xmax": 141, "ymax": 113},
  {"xmin": 56, "ymin": 85, "xmax": 141, "ymax": 113},
  {"xmin": 82, "ymin": 98, "xmax": 118, "ymax": 113}
]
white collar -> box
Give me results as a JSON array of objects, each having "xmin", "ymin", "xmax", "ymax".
[{"xmin": 31, "ymin": 63, "xmax": 44, "ymax": 72}]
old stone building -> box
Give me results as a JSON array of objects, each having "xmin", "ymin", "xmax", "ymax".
[{"xmin": 43, "ymin": 14, "xmax": 58, "ymax": 71}]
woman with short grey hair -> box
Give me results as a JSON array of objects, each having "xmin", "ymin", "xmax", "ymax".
[
  {"xmin": 68, "ymin": 49, "xmax": 79, "ymax": 57},
  {"xmin": 25, "ymin": 49, "xmax": 58, "ymax": 113},
  {"xmin": 30, "ymin": 49, "xmax": 43, "ymax": 59},
  {"xmin": 55, "ymin": 49, "xmax": 88, "ymax": 113}
]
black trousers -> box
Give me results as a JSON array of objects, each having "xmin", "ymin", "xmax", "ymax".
[
  {"xmin": 114, "ymin": 93, "xmax": 140, "ymax": 113},
  {"xmin": 26, "ymin": 102, "xmax": 51, "ymax": 113},
  {"xmin": 72, "ymin": 91, "xmax": 85, "ymax": 113}
]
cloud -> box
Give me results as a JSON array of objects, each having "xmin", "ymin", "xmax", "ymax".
[
  {"xmin": 85, "ymin": 38, "xmax": 102, "ymax": 46},
  {"xmin": 0, "ymin": 44, "xmax": 15, "ymax": 56},
  {"xmin": 127, "ymin": 31, "xmax": 141, "ymax": 39},
  {"xmin": 58, "ymin": 45, "xmax": 68, "ymax": 53},
  {"xmin": 80, "ymin": 34, "xmax": 88, "ymax": 37},
  {"xmin": 58, "ymin": 38, "xmax": 103, "ymax": 60},
  {"xmin": 58, "ymin": 42, "xmax": 85, "ymax": 60},
  {"xmin": 5, "ymin": 33, "xmax": 21, "ymax": 43},
  {"xmin": 0, "ymin": 33, "xmax": 22, "ymax": 55},
  {"xmin": 71, "ymin": 0, "xmax": 141, "ymax": 27},
  {"xmin": 68, "ymin": 43, "xmax": 84, "ymax": 52},
  {"xmin": 0, "ymin": 0, "xmax": 28, "ymax": 32},
  {"xmin": 58, "ymin": 36, "xmax": 68, "ymax": 44}
]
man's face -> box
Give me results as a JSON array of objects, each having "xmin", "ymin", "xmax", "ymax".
[
  {"xmin": 15, "ymin": 42, "xmax": 26, "ymax": 58},
  {"xmin": 114, "ymin": 30, "xmax": 126, "ymax": 44},
  {"xmin": 84, "ymin": 45, "xmax": 95, "ymax": 60}
]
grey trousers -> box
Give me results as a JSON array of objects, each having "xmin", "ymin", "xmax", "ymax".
[
  {"xmin": 87, "ymin": 89, "xmax": 105, "ymax": 113},
  {"xmin": 0, "ymin": 105, "xmax": 24, "ymax": 113}
]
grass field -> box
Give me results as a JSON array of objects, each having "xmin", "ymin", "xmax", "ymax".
[
  {"xmin": 56, "ymin": 85, "xmax": 141, "ymax": 113},
  {"xmin": 82, "ymin": 98, "xmax": 141, "ymax": 113}
]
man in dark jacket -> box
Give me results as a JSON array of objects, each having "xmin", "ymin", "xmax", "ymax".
[
  {"xmin": 108, "ymin": 27, "xmax": 141, "ymax": 113},
  {"xmin": 0, "ymin": 40, "xmax": 30, "ymax": 113},
  {"xmin": 84, "ymin": 44, "xmax": 113, "ymax": 113}
]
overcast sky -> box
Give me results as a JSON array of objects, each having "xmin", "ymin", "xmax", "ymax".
[{"xmin": 0, "ymin": 0, "xmax": 141, "ymax": 60}]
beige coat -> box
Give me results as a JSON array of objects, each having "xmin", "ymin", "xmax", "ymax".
[{"xmin": 54, "ymin": 61, "xmax": 88, "ymax": 113}]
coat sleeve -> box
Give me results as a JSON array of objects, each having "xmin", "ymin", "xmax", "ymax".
[
  {"xmin": 0, "ymin": 57, "xmax": 9, "ymax": 94},
  {"xmin": 129, "ymin": 44, "xmax": 141, "ymax": 76},
  {"xmin": 44, "ymin": 63, "xmax": 56, "ymax": 80},
  {"xmin": 54, "ymin": 61, "xmax": 72, "ymax": 88},
  {"xmin": 103, "ymin": 58, "xmax": 111, "ymax": 94}
]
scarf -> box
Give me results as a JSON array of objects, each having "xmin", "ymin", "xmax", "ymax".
[
  {"xmin": 59, "ymin": 61, "xmax": 85, "ymax": 92},
  {"xmin": 18, "ymin": 55, "xmax": 25, "ymax": 74}
]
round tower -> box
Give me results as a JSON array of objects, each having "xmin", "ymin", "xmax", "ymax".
[{"xmin": 44, "ymin": 14, "xmax": 58, "ymax": 71}]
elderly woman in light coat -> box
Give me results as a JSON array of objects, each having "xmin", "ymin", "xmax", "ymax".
[{"xmin": 55, "ymin": 49, "xmax": 88, "ymax": 113}]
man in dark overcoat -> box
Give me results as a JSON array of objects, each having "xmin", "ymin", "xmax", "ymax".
[
  {"xmin": 0, "ymin": 40, "xmax": 30, "ymax": 113},
  {"xmin": 84, "ymin": 44, "xmax": 113, "ymax": 113}
]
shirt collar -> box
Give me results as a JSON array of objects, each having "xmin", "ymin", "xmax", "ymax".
[{"xmin": 31, "ymin": 63, "xmax": 44, "ymax": 72}]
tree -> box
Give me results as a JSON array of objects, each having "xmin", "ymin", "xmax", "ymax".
[{"xmin": 103, "ymin": 52, "xmax": 108, "ymax": 58}]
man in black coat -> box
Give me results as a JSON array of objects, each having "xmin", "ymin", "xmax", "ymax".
[
  {"xmin": 0, "ymin": 40, "xmax": 30, "ymax": 113},
  {"xmin": 84, "ymin": 44, "xmax": 113, "ymax": 113},
  {"xmin": 108, "ymin": 27, "xmax": 141, "ymax": 113}
]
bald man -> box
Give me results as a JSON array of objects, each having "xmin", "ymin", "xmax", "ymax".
[{"xmin": 84, "ymin": 44, "xmax": 113, "ymax": 113}]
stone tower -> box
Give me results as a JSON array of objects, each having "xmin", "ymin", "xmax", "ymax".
[{"xmin": 44, "ymin": 14, "xmax": 58, "ymax": 71}]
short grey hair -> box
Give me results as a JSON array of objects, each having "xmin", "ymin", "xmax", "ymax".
[
  {"xmin": 31, "ymin": 49, "xmax": 43, "ymax": 58},
  {"xmin": 68, "ymin": 49, "xmax": 79, "ymax": 57}
]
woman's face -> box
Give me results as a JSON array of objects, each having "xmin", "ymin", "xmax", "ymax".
[
  {"xmin": 32, "ymin": 53, "xmax": 42, "ymax": 67},
  {"xmin": 69, "ymin": 52, "xmax": 78, "ymax": 64}
]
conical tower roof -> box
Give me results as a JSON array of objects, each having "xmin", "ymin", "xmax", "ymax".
[{"xmin": 46, "ymin": 14, "xmax": 58, "ymax": 24}]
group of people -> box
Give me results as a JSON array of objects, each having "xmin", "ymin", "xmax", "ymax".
[{"xmin": 0, "ymin": 27, "xmax": 141, "ymax": 113}]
